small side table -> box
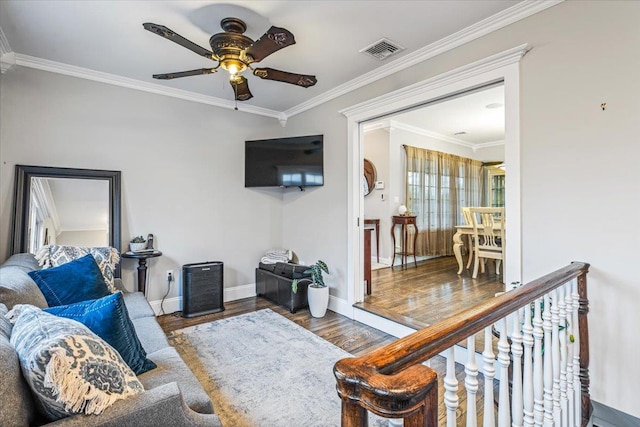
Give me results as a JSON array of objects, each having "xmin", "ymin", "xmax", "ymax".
[
  {"xmin": 391, "ymin": 215, "xmax": 418, "ymax": 269},
  {"xmin": 364, "ymin": 227, "xmax": 373, "ymax": 295},
  {"xmin": 364, "ymin": 218, "xmax": 380, "ymax": 263},
  {"xmin": 121, "ymin": 250, "xmax": 163, "ymax": 295}
]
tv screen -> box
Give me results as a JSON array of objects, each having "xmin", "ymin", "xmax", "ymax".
[{"xmin": 245, "ymin": 135, "xmax": 324, "ymax": 188}]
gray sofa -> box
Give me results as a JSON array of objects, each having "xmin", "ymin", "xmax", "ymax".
[{"xmin": 0, "ymin": 253, "xmax": 222, "ymax": 427}]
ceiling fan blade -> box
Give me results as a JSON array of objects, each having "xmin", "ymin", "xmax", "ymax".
[
  {"xmin": 244, "ymin": 26, "xmax": 296, "ymax": 63},
  {"xmin": 230, "ymin": 76, "xmax": 253, "ymax": 101},
  {"xmin": 152, "ymin": 68, "xmax": 218, "ymax": 80},
  {"xmin": 143, "ymin": 23, "xmax": 214, "ymax": 59},
  {"xmin": 253, "ymin": 68, "xmax": 317, "ymax": 88}
]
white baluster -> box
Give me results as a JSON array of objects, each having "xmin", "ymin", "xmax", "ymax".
[
  {"xmin": 483, "ymin": 327, "xmax": 496, "ymax": 427},
  {"xmin": 523, "ymin": 302, "xmax": 535, "ymax": 427},
  {"xmin": 497, "ymin": 318, "xmax": 511, "ymax": 427},
  {"xmin": 542, "ymin": 293, "xmax": 554, "ymax": 427},
  {"xmin": 559, "ymin": 286, "xmax": 568, "ymax": 427},
  {"xmin": 572, "ymin": 280, "xmax": 582, "ymax": 426},
  {"xmin": 466, "ymin": 335, "xmax": 478, "ymax": 427},
  {"xmin": 444, "ymin": 346, "xmax": 459, "ymax": 427},
  {"xmin": 512, "ymin": 310, "xmax": 524, "ymax": 427},
  {"xmin": 564, "ymin": 284, "xmax": 575, "ymax": 427},
  {"xmin": 551, "ymin": 289, "xmax": 561, "ymax": 425},
  {"xmin": 532, "ymin": 297, "xmax": 544, "ymax": 427}
]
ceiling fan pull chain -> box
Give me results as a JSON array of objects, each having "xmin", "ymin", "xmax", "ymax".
[{"xmin": 234, "ymin": 83, "xmax": 238, "ymax": 111}]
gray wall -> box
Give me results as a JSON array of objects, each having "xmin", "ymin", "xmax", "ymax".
[
  {"xmin": 281, "ymin": 1, "xmax": 640, "ymax": 418},
  {"xmin": 363, "ymin": 129, "xmax": 390, "ymax": 262},
  {"xmin": 0, "ymin": 68, "xmax": 284, "ymax": 302}
]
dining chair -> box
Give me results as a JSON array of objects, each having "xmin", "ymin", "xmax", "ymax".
[
  {"xmin": 469, "ymin": 207, "xmax": 505, "ymax": 279},
  {"xmin": 461, "ymin": 207, "xmax": 475, "ymax": 269}
]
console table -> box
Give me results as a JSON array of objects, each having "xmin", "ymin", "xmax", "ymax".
[
  {"xmin": 364, "ymin": 218, "xmax": 380, "ymax": 263},
  {"xmin": 390, "ymin": 215, "xmax": 418, "ymax": 269},
  {"xmin": 364, "ymin": 227, "xmax": 373, "ymax": 295},
  {"xmin": 121, "ymin": 250, "xmax": 162, "ymax": 295}
]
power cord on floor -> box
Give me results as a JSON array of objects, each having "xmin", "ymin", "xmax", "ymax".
[{"xmin": 160, "ymin": 271, "xmax": 173, "ymax": 315}]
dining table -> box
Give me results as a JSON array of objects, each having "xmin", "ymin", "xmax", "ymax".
[{"xmin": 453, "ymin": 222, "xmax": 504, "ymax": 274}]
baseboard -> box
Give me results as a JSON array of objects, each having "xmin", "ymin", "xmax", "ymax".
[
  {"xmin": 352, "ymin": 305, "xmax": 417, "ymax": 339},
  {"xmin": 328, "ymin": 295, "xmax": 355, "ymax": 318},
  {"xmin": 223, "ymin": 283, "xmax": 257, "ymax": 302},
  {"xmin": 149, "ymin": 296, "xmax": 181, "ymax": 316},
  {"xmin": 149, "ymin": 283, "xmax": 257, "ymax": 316},
  {"xmin": 592, "ymin": 401, "xmax": 640, "ymax": 427}
]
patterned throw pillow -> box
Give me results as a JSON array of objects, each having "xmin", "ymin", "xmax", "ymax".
[
  {"xmin": 7, "ymin": 305, "xmax": 144, "ymax": 421},
  {"xmin": 35, "ymin": 245, "xmax": 120, "ymax": 293},
  {"xmin": 44, "ymin": 292, "xmax": 157, "ymax": 375}
]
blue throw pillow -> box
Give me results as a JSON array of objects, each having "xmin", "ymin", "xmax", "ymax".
[
  {"xmin": 28, "ymin": 253, "xmax": 111, "ymax": 306},
  {"xmin": 44, "ymin": 292, "xmax": 156, "ymax": 375}
]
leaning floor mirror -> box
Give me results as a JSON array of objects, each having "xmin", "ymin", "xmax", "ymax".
[{"xmin": 11, "ymin": 165, "xmax": 122, "ymax": 273}]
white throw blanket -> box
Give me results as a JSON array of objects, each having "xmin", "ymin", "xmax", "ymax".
[{"xmin": 260, "ymin": 248, "xmax": 292, "ymax": 264}]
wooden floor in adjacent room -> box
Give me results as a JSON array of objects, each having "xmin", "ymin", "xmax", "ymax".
[
  {"xmin": 357, "ymin": 255, "xmax": 504, "ymax": 330},
  {"xmin": 158, "ymin": 255, "xmax": 503, "ymax": 425}
]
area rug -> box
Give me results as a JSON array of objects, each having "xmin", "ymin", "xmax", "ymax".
[{"xmin": 167, "ymin": 309, "xmax": 387, "ymax": 427}]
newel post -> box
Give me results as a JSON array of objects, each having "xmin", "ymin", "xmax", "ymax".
[
  {"xmin": 576, "ymin": 266, "xmax": 592, "ymax": 426},
  {"xmin": 334, "ymin": 358, "xmax": 439, "ymax": 427}
]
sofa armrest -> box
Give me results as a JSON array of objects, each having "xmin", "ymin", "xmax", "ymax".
[{"xmin": 47, "ymin": 382, "xmax": 222, "ymax": 427}]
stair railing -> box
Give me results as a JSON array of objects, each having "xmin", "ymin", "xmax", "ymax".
[{"xmin": 334, "ymin": 261, "xmax": 591, "ymax": 427}]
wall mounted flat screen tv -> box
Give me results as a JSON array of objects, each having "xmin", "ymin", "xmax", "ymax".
[{"xmin": 245, "ymin": 135, "xmax": 324, "ymax": 188}]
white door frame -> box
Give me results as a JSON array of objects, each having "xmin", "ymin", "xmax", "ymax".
[{"xmin": 340, "ymin": 44, "xmax": 527, "ymax": 314}]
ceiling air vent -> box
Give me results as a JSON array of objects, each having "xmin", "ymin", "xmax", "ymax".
[{"xmin": 360, "ymin": 38, "xmax": 405, "ymax": 61}]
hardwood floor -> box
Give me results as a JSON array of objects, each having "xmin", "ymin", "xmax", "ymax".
[
  {"xmin": 357, "ymin": 255, "xmax": 504, "ymax": 330},
  {"xmin": 157, "ymin": 256, "xmax": 503, "ymax": 425},
  {"xmin": 158, "ymin": 296, "xmax": 396, "ymax": 357}
]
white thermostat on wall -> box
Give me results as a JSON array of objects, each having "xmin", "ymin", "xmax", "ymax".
[{"xmin": 375, "ymin": 181, "xmax": 385, "ymax": 190}]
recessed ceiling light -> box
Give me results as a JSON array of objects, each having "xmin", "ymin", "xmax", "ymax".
[
  {"xmin": 485, "ymin": 102, "xmax": 504, "ymax": 109},
  {"xmin": 454, "ymin": 131, "xmax": 467, "ymax": 136}
]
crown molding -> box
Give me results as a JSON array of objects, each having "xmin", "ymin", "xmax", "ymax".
[
  {"xmin": 0, "ymin": 24, "xmax": 15, "ymax": 73},
  {"xmin": 283, "ymin": 0, "xmax": 561, "ymax": 119},
  {"xmin": 390, "ymin": 120, "xmax": 475, "ymax": 148},
  {"xmin": 473, "ymin": 139, "xmax": 505, "ymax": 152},
  {"xmin": 362, "ymin": 120, "xmax": 391, "ymax": 133},
  {"xmin": 12, "ymin": 54, "xmax": 281, "ymax": 119},
  {"xmin": 363, "ymin": 119, "xmax": 505, "ymax": 152}
]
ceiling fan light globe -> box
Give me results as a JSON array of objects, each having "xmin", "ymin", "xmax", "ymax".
[
  {"xmin": 220, "ymin": 58, "xmax": 247, "ymax": 75},
  {"xmin": 228, "ymin": 63, "xmax": 239, "ymax": 75}
]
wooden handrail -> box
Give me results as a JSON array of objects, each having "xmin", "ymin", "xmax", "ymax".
[{"xmin": 334, "ymin": 261, "xmax": 591, "ymax": 426}]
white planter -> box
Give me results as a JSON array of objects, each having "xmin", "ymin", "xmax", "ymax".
[
  {"xmin": 307, "ymin": 285, "xmax": 329, "ymax": 318},
  {"xmin": 130, "ymin": 242, "xmax": 146, "ymax": 252}
]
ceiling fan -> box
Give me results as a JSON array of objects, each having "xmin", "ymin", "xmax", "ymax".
[{"xmin": 143, "ymin": 17, "xmax": 317, "ymax": 103}]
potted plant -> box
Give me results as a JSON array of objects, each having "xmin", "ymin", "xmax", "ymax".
[
  {"xmin": 129, "ymin": 236, "xmax": 146, "ymax": 252},
  {"xmin": 292, "ymin": 260, "xmax": 329, "ymax": 318}
]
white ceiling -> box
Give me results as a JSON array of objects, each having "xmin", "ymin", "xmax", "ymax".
[
  {"xmin": 47, "ymin": 178, "xmax": 109, "ymax": 232},
  {"xmin": 0, "ymin": 0, "xmax": 550, "ymax": 119},
  {"xmin": 379, "ymin": 84, "xmax": 506, "ymax": 148}
]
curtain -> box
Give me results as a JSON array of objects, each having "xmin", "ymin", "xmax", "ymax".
[{"xmin": 404, "ymin": 145, "xmax": 483, "ymax": 256}]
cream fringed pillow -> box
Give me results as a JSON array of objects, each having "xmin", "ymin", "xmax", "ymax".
[
  {"xmin": 35, "ymin": 245, "xmax": 120, "ymax": 293},
  {"xmin": 7, "ymin": 305, "xmax": 144, "ymax": 420}
]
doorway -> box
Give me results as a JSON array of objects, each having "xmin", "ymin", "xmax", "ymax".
[
  {"xmin": 363, "ymin": 83, "xmax": 505, "ymax": 271},
  {"xmin": 360, "ymin": 83, "xmax": 505, "ymax": 327},
  {"xmin": 342, "ymin": 45, "xmax": 526, "ymax": 328}
]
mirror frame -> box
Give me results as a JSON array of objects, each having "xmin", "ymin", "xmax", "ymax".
[
  {"xmin": 363, "ymin": 159, "xmax": 376, "ymax": 196},
  {"xmin": 11, "ymin": 165, "xmax": 122, "ymax": 275}
]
